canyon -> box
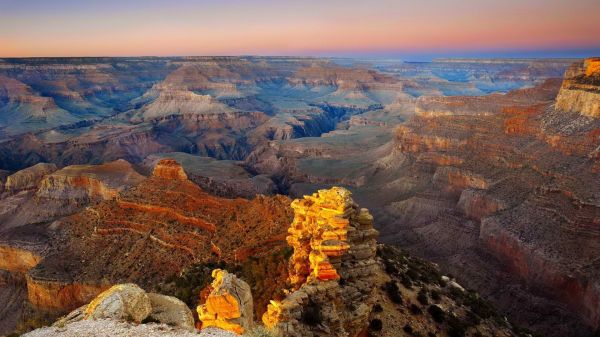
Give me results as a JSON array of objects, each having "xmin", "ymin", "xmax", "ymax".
[{"xmin": 0, "ymin": 56, "xmax": 596, "ymax": 337}]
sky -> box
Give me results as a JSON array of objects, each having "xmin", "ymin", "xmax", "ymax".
[{"xmin": 1, "ymin": 0, "xmax": 599, "ymax": 60}]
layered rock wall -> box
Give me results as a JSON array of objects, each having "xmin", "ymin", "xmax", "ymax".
[
  {"xmin": 262, "ymin": 187, "xmax": 379, "ymax": 337},
  {"xmin": 555, "ymin": 57, "xmax": 600, "ymax": 117}
]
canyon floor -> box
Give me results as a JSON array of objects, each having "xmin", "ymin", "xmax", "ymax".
[{"xmin": 0, "ymin": 57, "xmax": 597, "ymax": 337}]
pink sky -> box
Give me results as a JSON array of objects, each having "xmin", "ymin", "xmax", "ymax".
[{"xmin": 1, "ymin": 0, "xmax": 599, "ymax": 57}]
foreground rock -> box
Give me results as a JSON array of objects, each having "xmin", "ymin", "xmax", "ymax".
[
  {"xmin": 52, "ymin": 283, "xmax": 194, "ymax": 332},
  {"xmin": 22, "ymin": 320, "xmax": 236, "ymax": 337},
  {"xmin": 263, "ymin": 187, "xmax": 379, "ymax": 337},
  {"xmin": 197, "ymin": 269, "xmax": 254, "ymax": 334}
]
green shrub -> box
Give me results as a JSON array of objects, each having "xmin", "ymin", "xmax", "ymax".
[
  {"xmin": 417, "ymin": 289, "xmax": 429, "ymax": 305},
  {"xmin": 369, "ymin": 318, "xmax": 383, "ymax": 331},
  {"xmin": 428, "ymin": 305, "xmax": 445, "ymax": 323},
  {"xmin": 385, "ymin": 281, "xmax": 403, "ymax": 304},
  {"xmin": 446, "ymin": 315, "xmax": 467, "ymax": 337},
  {"xmin": 410, "ymin": 304, "xmax": 423, "ymax": 315},
  {"xmin": 301, "ymin": 300, "xmax": 323, "ymax": 326}
]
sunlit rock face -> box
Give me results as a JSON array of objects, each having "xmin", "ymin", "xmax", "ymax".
[
  {"xmin": 152, "ymin": 158, "xmax": 189, "ymax": 180},
  {"xmin": 197, "ymin": 269, "xmax": 253, "ymax": 335},
  {"xmin": 555, "ymin": 57, "xmax": 600, "ymax": 118},
  {"xmin": 263, "ymin": 187, "xmax": 379, "ymax": 337}
]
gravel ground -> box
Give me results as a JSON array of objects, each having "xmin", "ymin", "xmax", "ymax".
[{"xmin": 22, "ymin": 320, "xmax": 238, "ymax": 337}]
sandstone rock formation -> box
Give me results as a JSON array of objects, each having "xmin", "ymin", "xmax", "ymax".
[
  {"xmin": 36, "ymin": 159, "xmax": 145, "ymax": 203},
  {"xmin": 371, "ymin": 75, "xmax": 600, "ymax": 336},
  {"xmin": 555, "ymin": 57, "xmax": 600, "ymax": 117},
  {"xmin": 53, "ymin": 283, "xmax": 195, "ymax": 330},
  {"xmin": 147, "ymin": 293, "xmax": 195, "ymax": 332},
  {"xmin": 262, "ymin": 187, "xmax": 379, "ymax": 337},
  {"xmin": 197, "ymin": 269, "xmax": 254, "ymax": 334},
  {"xmin": 4, "ymin": 163, "xmax": 57, "ymax": 195},
  {"xmin": 152, "ymin": 158, "xmax": 189, "ymax": 180},
  {"xmin": 24, "ymin": 159, "xmax": 292, "ymax": 315},
  {"xmin": 84, "ymin": 283, "xmax": 152, "ymax": 323}
]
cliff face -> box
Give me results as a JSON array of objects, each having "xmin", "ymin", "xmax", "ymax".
[
  {"xmin": 374, "ymin": 74, "xmax": 600, "ymax": 335},
  {"xmin": 262, "ymin": 187, "xmax": 379, "ymax": 337},
  {"xmin": 0, "ymin": 245, "xmax": 41, "ymax": 273},
  {"xmin": 36, "ymin": 159, "xmax": 145, "ymax": 203},
  {"xmin": 555, "ymin": 58, "xmax": 600, "ymax": 117},
  {"xmin": 4, "ymin": 163, "xmax": 57, "ymax": 195},
  {"xmin": 25, "ymin": 159, "xmax": 292, "ymax": 315}
]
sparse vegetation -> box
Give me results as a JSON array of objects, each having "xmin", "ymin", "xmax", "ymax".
[
  {"xmin": 369, "ymin": 318, "xmax": 383, "ymax": 331},
  {"xmin": 410, "ymin": 304, "xmax": 423, "ymax": 315},
  {"xmin": 302, "ymin": 300, "xmax": 323, "ymax": 326},
  {"xmin": 417, "ymin": 289, "xmax": 429, "ymax": 305},
  {"xmin": 385, "ymin": 281, "xmax": 403, "ymax": 304},
  {"xmin": 428, "ymin": 305, "xmax": 445, "ymax": 323}
]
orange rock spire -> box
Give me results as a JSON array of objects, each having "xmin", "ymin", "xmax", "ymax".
[
  {"xmin": 197, "ymin": 269, "xmax": 254, "ymax": 335},
  {"xmin": 287, "ymin": 187, "xmax": 352, "ymax": 287},
  {"xmin": 262, "ymin": 187, "xmax": 379, "ymax": 336}
]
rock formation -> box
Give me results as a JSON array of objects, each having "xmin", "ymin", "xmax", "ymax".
[
  {"xmin": 4, "ymin": 163, "xmax": 57, "ymax": 195},
  {"xmin": 23, "ymin": 158, "xmax": 292, "ymax": 315},
  {"xmin": 555, "ymin": 57, "xmax": 600, "ymax": 117},
  {"xmin": 197, "ymin": 269, "xmax": 254, "ymax": 334},
  {"xmin": 50, "ymin": 283, "xmax": 195, "ymax": 332},
  {"xmin": 152, "ymin": 158, "xmax": 189, "ymax": 180},
  {"xmin": 262, "ymin": 187, "xmax": 379, "ymax": 337}
]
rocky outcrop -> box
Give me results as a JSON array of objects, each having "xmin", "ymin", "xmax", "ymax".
[
  {"xmin": 36, "ymin": 159, "xmax": 145, "ymax": 203},
  {"xmin": 555, "ymin": 57, "xmax": 600, "ymax": 117},
  {"xmin": 0, "ymin": 244, "xmax": 41, "ymax": 273},
  {"xmin": 370, "ymin": 76, "xmax": 600, "ymax": 336},
  {"xmin": 25, "ymin": 275, "xmax": 109, "ymax": 311},
  {"xmin": 197, "ymin": 269, "xmax": 254, "ymax": 334},
  {"xmin": 152, "ymin": 158, "xmax": 189, "ymax": 180},
  {"xmin": 24, "ymin": 159, "xmax": 291, "ymax": 316},
  {"xmin": 262, "ymin": 187, "xmax": 379, "ymax": 337},
  {"xmin": 49, "ymin": 284, "xmax": 195, "ymax": 333},
  {"xmin": 148, "ymin": 293, "xmax": 195, "ymax": 332},
  {"xmin": 84, "ymin": 284, "xmax": 152, "ymax": 323},
  {"xmin": 4, "ymin": 163, "xmax": 57, "ymax": 195}
]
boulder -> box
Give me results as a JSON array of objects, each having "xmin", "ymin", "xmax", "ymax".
[
  {"xmin": 84, "ymin": 284, "xmax": 152, "ymax": 323},
  {"xmin": 147, "ymin": 293, "xmax": 195, "ymax": 331}
]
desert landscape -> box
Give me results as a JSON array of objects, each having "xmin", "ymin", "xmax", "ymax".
[{"xmin": 0, "ymin": 1, "xmax": 598, "ymax": 337}]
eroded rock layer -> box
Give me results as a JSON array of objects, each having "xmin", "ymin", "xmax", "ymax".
[
  {"xmin": 263, "ymin": 187, "xmax": 379, "ymax": 337},
  {"xmin": 197, "ymin": 269, "xmax": 253, "ymax": 334},
  {"xmin": 555, "ymin": 57, "xmax": 600, "ymax": 117},
  {"xmin": 26, "ymin": 159, "xmax": 292, "ymax": 314}
]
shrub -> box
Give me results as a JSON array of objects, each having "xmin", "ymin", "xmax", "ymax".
[
  {"xmin": 446, "ymin": 315, "xmax": 467, "ymax": 337},
  {"xmin": 464, "ymin": 292, "xmax": 495, "ymax": 319},
  {"xmin": 369, "ymin": 318, "xmax": 383, "ymax": 331},
  {"xmin": 400, "ymin": 274, "xmax": 413, "ymax": 289},
  {"xmin": 427, "ymin": 305, "xmax": 445, "ymax": 323},
  {"xmin": 373, "ymin": 303, "xmax": 383, "ymax": 313},
  {"xmin": 430, "ymin": 290, "xmax": 441, "ymax": 301},
  {"xmin": 403, "ymin": 324, "xmax": 413, "ymax": 333},
  {"xmin": 428, "ymin": 333, "xmax": 436, "ymax": 337},
  {"xmin": 410, "ymin": 304, "xmax": 423, "ymax": 315},
  {"xmin": 417, "ymin": 289, "xmax": 429, "ymax": 305},
  {"xmin": 385, "ymin": 281, "xmax": 403, "ymax": 304},
  {"xmin": 302, "ymin": 300, "xmax": 323, "ymax": 326}
]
